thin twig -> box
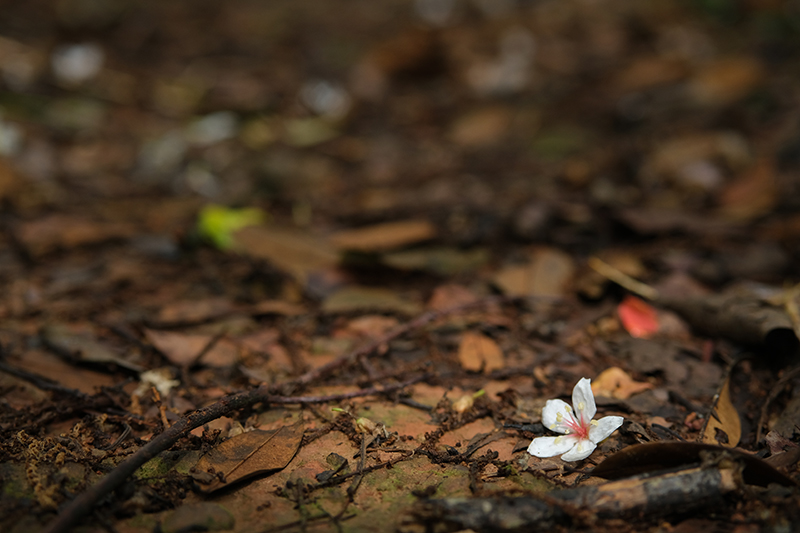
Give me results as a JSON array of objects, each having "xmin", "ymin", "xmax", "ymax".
[{"xmin": 588, "ymin": 257, "xmax": 659, "ymax": 301}]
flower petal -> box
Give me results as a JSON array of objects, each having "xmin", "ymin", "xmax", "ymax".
[
  {"xmin": 572, "ymin": 377, "xmax": 596, "ymax": 425},
  {"xmin": 560, "ymin": 438, "xmax": 596, "ymax": 461},
  {"xmin": 588, "ymin": 415, "xmax": 624, "ymax": 444},
  {"xmin": 527, "ymin": 435, "xmax": 579, "ymax": 458},
  {"xmin": 541, "ymin": 399, "xmax": 573, "ymax": 434}
]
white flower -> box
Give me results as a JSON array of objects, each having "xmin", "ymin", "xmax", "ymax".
[{"xmin": 527, "ymin": 377, "xmax": 623, "ymax": 462}]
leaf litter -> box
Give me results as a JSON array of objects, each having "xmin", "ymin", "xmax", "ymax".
[{"xmin": 1, "ymin": 1, "xmax": 800, "ymax": 533}]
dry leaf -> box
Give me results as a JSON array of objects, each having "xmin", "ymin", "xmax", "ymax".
[
  {"xmin": 701, "ymin": 374, "xmax": 741, "ymax": 448},
  {"xmin": 345, "ymin": 315, "xmax": 399, "ymax": 338},
  {"xmin": 458, "ymin": 331, "xmax": 504, "ymax": 373},
  {"xmin": 718, "ymin": 158, "xmax": 776, "ymax": 221},
  {"xmin": 383, "ymin": 247, "xmax": 489, "ymax": 276},
  {"xmin": 330, "ymin": 219, "xmax": 436, "ymax": 252},
  {"xmin": 492, "ymin": 247, "xmax": 574, "ymax": 298},
  {"xmin": 592, "ymin": 367, "xmax": 653, "ymax": 400},
  {"xmin": 249, "ymin": 300, "xmax": 306, "ymax": 316},
  {"xmin": 448, "ymin": 106, "xmax": 512, "ymax": 148},
  {"xmin": 688, "ymin": 57, "xmax": 763, "ymax": 107},
  {"xmin": 16, "ymin": 215, "xmax": 135, "ymax": 257},
  {"xmin": 145, "ymin": 329, "xmax": 239, "ymax": 368},
  {"xmin": 426, "ymin": 284, "xmax": 480, "ymax": 311},
  {"xmin": 41, "ymin": 323, "xmax": 144, "ymax": 372},
  {"xmin": 321, "ymin": 286, "xmax": 422, "ymax": 315},
  {"xmin": 192, "ymin": 423, "xmax": 304, "ymax": 493},
  {"xmin": 153, "ymin": 298, "xmax": 236, "ymax": 326},
  {"xmin": 611, "ymin": 56, "xmax": 687, "ymax": 93},
  {"xmin": 232, "ymin": 225, "xmax": 339, "ymax": 285}
]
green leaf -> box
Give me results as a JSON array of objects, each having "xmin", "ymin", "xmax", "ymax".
[{"xmin": 197, "ymin": 204, "xmax": 267, "ymax": 250}]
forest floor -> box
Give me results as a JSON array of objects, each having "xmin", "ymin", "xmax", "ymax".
[{"xmin": 2, "ymin": 1, "xmax": 800, "ymax": 532}]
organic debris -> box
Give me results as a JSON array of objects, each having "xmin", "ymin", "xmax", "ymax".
[{"xmin": 1, "ymin": 1, "xmax": 800, "ymax": 533}]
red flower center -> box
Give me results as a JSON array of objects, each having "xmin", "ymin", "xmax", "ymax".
[{"xmin": 563, "ymin": 412, "xmax": 589, "ymax": 440}]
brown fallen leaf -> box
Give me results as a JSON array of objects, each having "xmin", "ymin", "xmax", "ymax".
[
  {"xmin": 383, "ymin": 247, "xmax": 489, "ymax": 276},
  {"xmin": 152, "ymin": 297, "xmax": 237, "ymax": 326},
  {"xmin": 11, "ymin": 349, "xmax": 116, "ymax": 395},
  {"xmin": 448, "ymin": 106, "xmax": 512, "ymax": 148},
  {"xmin": 701, "ymin": 372, "xmax": 741, "ymax": 448},
  {"xmin": 688, "ymin": 57, "xmax": 764, "ymax": 107},
  {"xmin": 248, "ymin": 299, "xmax": 306, "ymax": 317},
  {"xmin": 610, "ymin": 55, "xmax": 688, "ymax": 93},
  {"xmin": 345, "ymin": 315, "xmax": 399, "ymax": 338},
  {"xmin": 321, "ymin": 286, "xmax": 422, "ymax": 315},
  {"xmin": 426, "ymin": 284, "xmax": 480, "ymax": 311},
  {"xmin": 15, "ymin": 214, "xmax": 136, "ymax": 257},
  {"xmin": 458, "ymin": 331, "xmax": 504, "ymax": 373},
  {"xmin": 492, "ymin": 247, "xmax": 575, "ymax": 298},
  {"xmin": 592, "ymin": 367, "xmax": 653, "ymax": 400},
  {"xmin": 41, "ymin": 323, "xmax": 144, "ymax": 372},
  {"xmin": 144, "ymin": 329, "xmax": 239, "ymax": 368},
  {"xmin": 717, "ymin": 158, "xmax": 777, "ymax": 222},
  {"xmin": 329, "ymin": 219, "xmax": 436, "ymax": 252},
  {"xmin": 232, "ymin": 225, "xmax": 339, "ymax": 286},
  {"xmin": 192, "ymin": 423, "xmax": 304, "ymax": 493}
]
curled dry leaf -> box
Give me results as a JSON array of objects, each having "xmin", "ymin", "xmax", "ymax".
[
  {"xmin": 592, "ymin": 367, "xmax": 654, "ymax": 400},
  {"xmin": 701, "ymin": 373, "xmax": 741, "ymax": 448}
]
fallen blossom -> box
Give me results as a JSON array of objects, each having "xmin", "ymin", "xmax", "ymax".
[{"xmin": 528, "ymin": 377, "xmax": 624, "ymax": 462}]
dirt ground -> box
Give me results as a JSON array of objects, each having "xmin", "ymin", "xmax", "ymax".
[{"xmin": 2, "ymin": 1, "xmax": 800, "ymax": 532}]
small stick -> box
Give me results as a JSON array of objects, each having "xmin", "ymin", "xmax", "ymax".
[{"xmin": 588, "ymin": 257, "xmax": 659, "ymax": 301}]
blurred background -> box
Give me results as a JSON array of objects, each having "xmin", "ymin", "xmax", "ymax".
[{"xmin": 0, "ymin": 0, "xmax": 799, "ymax": 276}]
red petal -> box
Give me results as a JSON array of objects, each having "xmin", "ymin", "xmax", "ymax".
[{"xmin": 617, "ymin": 295, "xmax": 659, "ymax": 338}]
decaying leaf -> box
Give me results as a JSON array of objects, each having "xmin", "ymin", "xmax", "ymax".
[
  {"xmin": 192, "ymin": 423, "xmax": 304, "ymax": 493},
  {"xmin": 592, "ymin": 367, "xmax": 653, "ymax": 400},
  {"xmin": 701, "ymin": 372, "xmax": 741, "ymax": 448},
  {"xmin": 457, "ymin": 331, "xmax": 504, "ymax": 373}
]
